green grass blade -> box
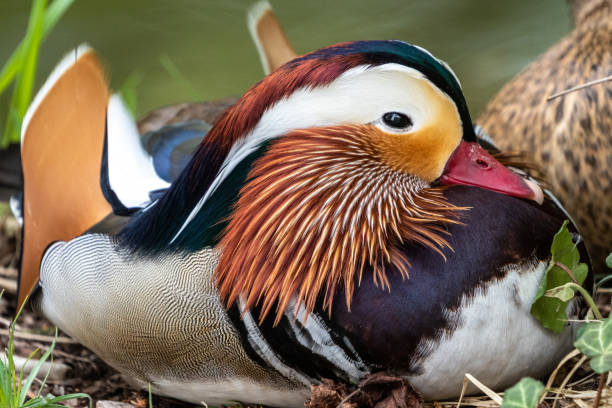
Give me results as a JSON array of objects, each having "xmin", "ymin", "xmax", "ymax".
[
  {"xmin": 42, "ymin": 0, "xmax": 74, "ymax": 35},
  {"xmin": 119, "ymin": 71, "xmax": 144, "ymax": 116},
  {"xmin": 148, "ymin": 382, "xmax": 153, "ymax": 408},
  {"xmin": 0, "ymin": 0, "xmax": 75, "ymax": 147},
  {"xmin": 8, "ymin": 312, "xmax": 18, "ymax": 405},
  {"xmin": 0, "ymin": 353, "xmax": 12, "ymax": 407},
  {"xmin": 44, "ymin": 393, "xmax": 91, "ymax": 404},
  {"xmin": 0, "ymin": 44, "xmax": 27, "ymax": 97},
  {"xmin": 19, "ymin": 330, "xmax": 57, "ymax": 404},
  {"xmin": 12, "ymin": 0, "xmax": 47, "ymax": 143},
  {"xmin": 18, "ymin": 347, "xmax": 43, "ymax": 405},
  {"xmin": 1, "ymin": 0, "xmax": 46, "ymax": 148},
  {"xmin": 0, "ymin": 0, "xmax": 74, "ymax": 96},
  {"xmin": 6, "ymin": 294, "xmax": 29, "ymax": 407},
  {"xmin": 23, "ymin": 392, "xmax": 91, "ymax": 408},
  {"xmin": 35, "ymin": 353, "xmax": 52, "ymax": 399},
  {"xmin": 159, "ymin": 54, "xmax": 200, "ymax": 101}
]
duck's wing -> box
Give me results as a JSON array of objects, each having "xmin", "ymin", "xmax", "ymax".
[
  {"xmin": 141, "ymin": 121, "xmax": 210, "ymax": 184},
  {"xmin": 136, "ymin": 97, "xmax": 236, "ymax": 135},
  {"xmin": 18, "ymin": 46, "xmax": 169, "ymax": 306}
]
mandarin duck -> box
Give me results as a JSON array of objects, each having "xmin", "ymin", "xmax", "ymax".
[
  {"xmin": 16, "ymin": 33, "xmax": 590, "ymax": 406},
  {"xmin": 478, "ymin": 0, "xmax": 612, "ymax": 271}
]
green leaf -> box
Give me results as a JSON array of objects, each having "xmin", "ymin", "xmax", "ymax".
[
  {"xmin": 501, "ymin": 377, "xmax": 545, "ymax": 408},
  {"xmin": 574, "ymin": 317, "xmax": 612, "ymax": 373},
  {"xmin": 550, "ymin": 220, "xmax": 580, "ymax": 268},
  {"xmin": 544, "ymin": 282, "xmax": 576, "ymax": 302},
  {"xmin": 531, "ymin": 221, "xmax": 589, "ymax": 332},
  {"xmin": 606, "ymin": 253, "xmax": 612, "ymax": 269}
]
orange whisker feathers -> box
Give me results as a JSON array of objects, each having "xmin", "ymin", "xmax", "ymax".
[{"xmin": 215, "ymin": 125, "xmax": 466, "ymax": 325}]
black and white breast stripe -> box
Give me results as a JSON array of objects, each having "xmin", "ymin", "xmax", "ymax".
[{"xmin": 226, "ymin": 298, "xmax": 372, "ymax": 385}]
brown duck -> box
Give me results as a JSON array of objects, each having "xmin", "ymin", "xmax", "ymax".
[{"xmin": 478, "ymin": 0, "xmax": 612, "ymax": 270}]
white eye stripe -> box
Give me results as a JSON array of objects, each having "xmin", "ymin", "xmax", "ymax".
[{"xmin": 171, "ymin": 63, "xmax": 456, "ymax": 243}]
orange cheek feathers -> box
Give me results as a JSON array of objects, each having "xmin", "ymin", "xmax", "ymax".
[{"xmin": 372, "ymin": 124, "xmax": 462, "ymax": 183}]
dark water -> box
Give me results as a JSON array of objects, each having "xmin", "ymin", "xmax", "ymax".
[{"xmin": 0, "ymin": 0, "xmax": 571, "ymax": 119}]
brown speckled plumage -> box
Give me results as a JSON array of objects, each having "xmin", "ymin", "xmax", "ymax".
[{"xmin": 478, "ymin": 0, "xmax": 612, "ymax": 270}]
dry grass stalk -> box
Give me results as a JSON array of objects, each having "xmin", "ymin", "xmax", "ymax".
[
  {"xmin": 547, "ymin": 74, "xmax": 612, "ymax": 101},
  {"xmin": 0, "ymin": 328, "xmax": 77, "ymax": 344},
  {"xmin": 552, "ymin": 355, "xmax": 589, "ymax": 408},
  {"xmin": 0, "ymin": 276, "xmax": 17, "ymax": 294}
]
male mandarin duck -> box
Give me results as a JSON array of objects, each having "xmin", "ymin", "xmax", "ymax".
[
  {"xmin": 478, "ymin": 0, "xmax": 612, "ymax": 271},
  {"xmin": 16, "ymin": 14, "xmax": 589, "ymax": 408}
]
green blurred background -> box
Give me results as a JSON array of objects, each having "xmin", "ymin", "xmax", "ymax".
[{"xmin": 0, "ymin": 0, "xmax": 572, "ymax": 120}]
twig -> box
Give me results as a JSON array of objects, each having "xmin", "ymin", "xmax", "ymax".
[
  {"xmin": 456, "ymin": 375, "xmax": 468, "ymax": 408},
  {"xmin": 0, "ymin": 315, "xmax": 12, "ymax": 327},
  {"xmin": 336, "ymin": 387, "xmax": 361, "ymax": 408},
  {"xmin": 543, "ymin": 348, "xmax": 581, "ymax": 403},
  {"xmin": 547, "ymin": 74, "xmax": 612, "ymax": 101},
  {"xmin": 463, "ymin": 374, "xmax": 503, "ymax": 405},
  {"xmin": 0, "ymin": 352, "xmax": 70, "ymax": 381},
  {"xmin": 596, "ymin": 288, "xmax": 612, "ymax": 294},
  {"xmin": 32, "ymin": 341, "xmax": 96, "ymax": 366},
  {"xmin": 0, "ymin": 266, "xmax": 17, "ymax": 278},
  {"xmin": 593, "ymin": 373, "xmax": 606, "ymax": 408},
  {"xmin": 567, "ymin": 370, "xmax": 597, "ymax": 388},
  {"xmin": 0, "ymin": 328, "xmax": 76, "ymax": 344},
  {"xmin": 552, "ymin": 355, "xmax": 589, "ymax": 408},
  {"xmin": 553, "ymin": 261, "xmax": 579, "ymax": 284},
  {"xmin": 0, "ymin": 276, "xmax": 17, "ymax": 294}
]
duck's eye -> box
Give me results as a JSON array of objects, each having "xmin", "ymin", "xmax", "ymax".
[{"xmin": 382, "ymin": 112, "xmax": 412, "ymax": 130}]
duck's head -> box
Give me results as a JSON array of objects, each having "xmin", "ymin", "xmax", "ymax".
[{"xmin": 179, "ymin": 40, "xmax": 543, "ymax": 322}]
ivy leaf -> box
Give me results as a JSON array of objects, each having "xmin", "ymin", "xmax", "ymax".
[
  {"xmin": 574, "ymin": 317, "xmax": 612, "ymax": 373},
  {"xmin": 531, "ymin": 221, "xmax": 588, "ymax": 333},
  {"xmin": 544, "ymin": 283, "xmax": 576, "ymax": 302},
  {"xmin": 501, "ymin": 377, "xmax": 545, "ymax": 408}
]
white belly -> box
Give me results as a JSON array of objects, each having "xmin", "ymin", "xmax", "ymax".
[
  {"xmin": 132, "ymin": 378, "xmax": 308, "ymax": 408},
  {"xmin": 408, "ymin": 261, "xmax": 576, "ymax": 399}
]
